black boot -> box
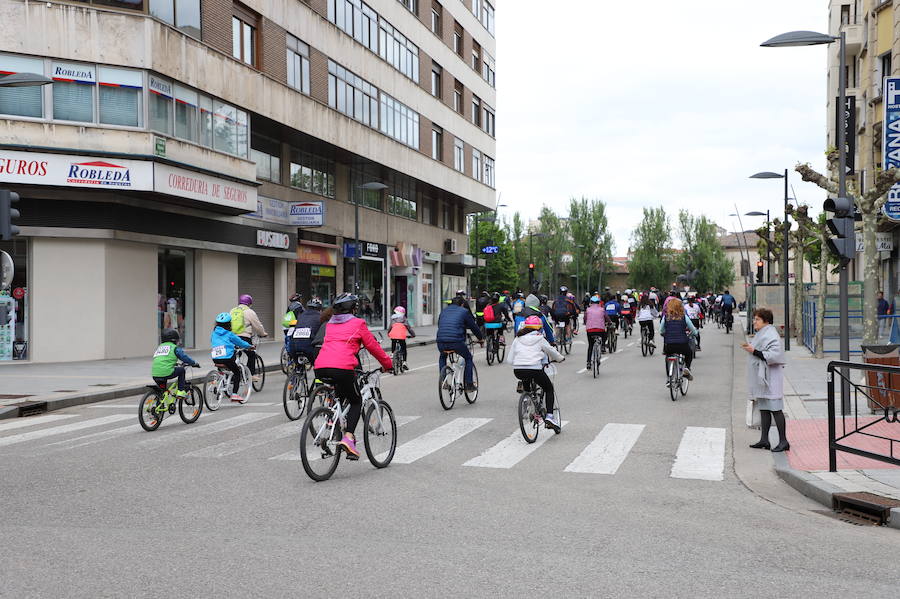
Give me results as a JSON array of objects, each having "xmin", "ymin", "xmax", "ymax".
[
  {"xmin": 749, "ymin": 440, "xmax": 770, "ymax": 449},
  {"xmin": 771, "ymin": 410, "xmax": 789, "ymax": 451},
  {"xmin": 750, "ymin": 409, "xmax": 772, "ymax": 449}
]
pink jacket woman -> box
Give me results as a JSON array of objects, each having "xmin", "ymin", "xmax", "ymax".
[{"xmin": 314, "ymin": 313, "xmax": 393, "ymax": 371}]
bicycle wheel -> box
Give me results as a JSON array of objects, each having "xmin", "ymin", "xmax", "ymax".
[
  {"xmin": 518, "ymin": 394, "xmax": 540, "ymax": 443},
  {"xmin": 668, "ymin": 361, "xmax": 678, "ymax": 401},
  {"xmin": 138, "ymin": 389, "xmax": 164, "ymax": 431},
  {"xmin": 280, "ymin": 346, "xmax": 289, "ymax": 375},
  {"xmin": 237, "ymin": 365, "xmax": 252, "ymax": 399},
  {"xmin": 592, "ymin": 345, "xmax": 600, "ymax": 378},
  {"xmin": 610, "ymin": 333, "xmax": 618, "ymax": 353},
  {"xmin": 680, "ymin": 369, "xmax": 690, "ymax": 396},
  {"xmin": 486, "ymin": 338, "xmax": 495, "ymax": 365},
  {"xmin": 497, "ymin": 335, "xmax": 506, "ymax": 363},
  {"xmin": 178, "ymin": 386, "xmax": 203, "ymax": 424},
  {"xmin": 641, "ymin": 332, "xmax": 648, "ymax": 357},
  {"xmin": 649, "ymin": 337, "xmax": 655, "ymax": 355},
  {"xmin": 300, "ymin": 406, "xmax": 341, "ymax": 482},
  {"xmin": 282, "ymin": 372, "xmax": 308, "ymax": 421},
  {"xmin": 465, "ymin": 365, "xmax": 479, "ymax": 404},
  {"xmin": 364, "ymin": 398, "xmax": 396, "ymax": 468},
  {"xmin": 203, "ymin": 371, "xmax": 222, "ymax": 412},
  {"xmin": 392, "ymin": 352, "xmax": 402, "ymax": 376},
  {"xmin": 252, "ymin": 356, "xmax": 266, "ymax": 392},
  {"xmin": 564, "ymin": 332, "xmax": 572, "ymax": 355},
  {"xmin": 438, "ymin": 367, "xmax": 456, "ymax": 410}
]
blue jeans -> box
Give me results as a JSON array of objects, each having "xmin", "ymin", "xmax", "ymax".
[{"xmin": 437, "ymin": 341, "xmax": 475, "ymax": 384}]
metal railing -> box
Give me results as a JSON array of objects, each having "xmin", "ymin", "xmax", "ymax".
[{"xmin": 827, "ymin": 360, "xmax": 900, "ymax": 471}]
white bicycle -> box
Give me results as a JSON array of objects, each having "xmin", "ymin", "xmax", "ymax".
[
  {"xmin": 438, "ymin": 350, "xmax": 479, "ymax": 410},
  {"xmin": 204, "ymin": 348, "xmax": 253, "ymax": 411}
]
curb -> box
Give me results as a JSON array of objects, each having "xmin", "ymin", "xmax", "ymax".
[{"xmin": 0, "ymin": 338, "xmax": 438, "ymax": 420}]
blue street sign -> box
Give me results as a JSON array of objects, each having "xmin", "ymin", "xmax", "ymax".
[
  {"xmin": 481, "ymin": 246, "xmax": 499, "ymax": 254},
  {"xmin": 884, "ymin": 77, "xmax": 900, "ymax": 221}
]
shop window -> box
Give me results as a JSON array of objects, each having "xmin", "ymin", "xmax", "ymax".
[
  {"xmin": 52, "ymin": 62, "xmax": 95, "ymax": 123},
  {"xmin": 98, "ymin": 67, "xmax": 142, "ymax": 127},
  {"xmin": 0, "ymin": 240, "xmax": 28, "ymax": 361},
  {"xmin": 158, "ymin": 248, "xmax": 194, "ymax": 348},
  {"xmin": 149, "ymin": 74, "xmax": 174, "ymax": 135},
  {"xmin": 0, "ymin": 54, "xmax": 44, "ymax": 118},
  {"xmin": 199, "ymin": 95, "xmax": 213, "ymax": 147}
]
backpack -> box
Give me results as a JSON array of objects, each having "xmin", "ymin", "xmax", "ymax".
[
  {"xmin": 230, "ymin": 305, "xmax": 247, "ymax": 335},
  {"xmin": 552, "ymin": 298, "xmax": 570, "ymax": 319},
  {"xmin": 483, "ymin": 304, "xmax": 496, "ymax": 323},
  {"xmin": 513, "ymin": 299, "xmax": 525, "ymax": 314}
]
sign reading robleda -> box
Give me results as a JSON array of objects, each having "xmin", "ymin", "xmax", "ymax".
[
  {"xmin": 883, "ymin": 78, "xmax": 900, "ymax": 221},
  {"xmin": 289, "ymin": 201, "xmax": 325, "ymax": 226}
]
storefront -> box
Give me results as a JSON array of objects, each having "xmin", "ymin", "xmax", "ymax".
[
  {"xmin": 387, "ymin": 243, "xmax": 437, "ymax": 327},
  {"xmin": 344, "ymin": 240, "xmax": 387, "ymax": 329},
  {"xmin": 0, "ymin": 239, "xmax": 27, "ymax": 361},
  {"xmin": 441, "ymin": 255, "xmax": 474, "ymax": 307},
  {"xmin": 297, "ymin": 242, "xmax": 338, "ymax": 305}
]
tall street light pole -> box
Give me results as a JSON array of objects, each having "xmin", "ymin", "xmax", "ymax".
[
  {"xmin": 528, "ymin": 231, "xmax": 547, "ymax": 291},
  {"xmin": 762, "ymin": 29, "xmax": 849, "ymax": 408},
  {"xmin": 356, "ymin": 182, "xmax": 387, "ymax": 293}
]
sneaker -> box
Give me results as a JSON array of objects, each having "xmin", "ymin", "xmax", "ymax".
[
  {"xmin": 465, "ymin": 382, "xmax": 478, "ymax": 393},
  {"xmin": 251, "ymin": 375, "xmax": 261, "ymax": 383},
  {"xmin": 339, "ymin": 434, "xmax": 360, "ymax": 460},
  {"xmin": 402, "ymin": 364, "xmax": 409, "ymax": 372},
  {"xmin": 174, "ymin": 389, "xmax": 188, "ymax": 399},
  {"xmin": 544, "ymin": 414, "xmax": 561, "ymax": 432},
  {"xmin": 516, "ymin": 381, "xmax": 524, "ymax": 394},
  {"xmin": 650, "ymin": 341, "xmax": 656, "ymax": 348},
  {"xmin": 498, "ymin": 337, "xmax": 506, "ymax": 346},
  {"xmin": 682, "ymin": 368, "xmax": 693, "ymax": 381},
  {"xmin": 231, "ymin": 394, "xmax": 247, "ymax": 404},
  {"xmin": 586, "ymin": 361, "xmax": 592, "ymax": 369}
]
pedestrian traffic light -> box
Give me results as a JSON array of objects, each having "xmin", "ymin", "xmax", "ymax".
[
  {"xmin": 756, "ymin": 260, "xmax": 764, "ymax": 283},
  {"xmin": 0, "ymin": 190, "xmax": 20, "ymax": 241},
  {"xmin": 823, "ymin": 196, "xmax": 855, "ymax": 263}
]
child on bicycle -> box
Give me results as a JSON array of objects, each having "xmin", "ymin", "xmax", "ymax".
[
  {"xmin": 286, "ymin": 297, "xmax": 325, "ymax": 367},
  {"xmin": 152, "ymin": 329, "xmax": 200, "ymax": 402},
  {"xmin": 210, "ymin": 312, "xmax": 253, "ymax": 403},
  {"xmin": 659, "ymin": 298, "xmax": 697, "ymax": 381},
  {"xmin": 583, "ymin": 295, "xmax": 611, "ymax": 369},
  {"xmin": 636, "ymin": 296, "xmax": 658, "ymax": 348},
  {"xmin": 508, "ymin": 315, "xmax": 565, "ymax": 432},
  {"xmin": 314, "ymin": 292, "xmax": 393, "ymax": 460},
  {"xmin": 388, "ymin": 306, "xmax": 416, "ymax": 370}
]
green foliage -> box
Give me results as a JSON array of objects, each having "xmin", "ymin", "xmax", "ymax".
[
  {"xmin": 675, "ymin": 211, "xmax": 734, "ymax": 292},
  {"xmin": 468, "ymin": 215, "xmax": 517, "ymax": 292},
  {"xmin": 629, "ymin": 207, "xmax": 673, "ymax": 290},
  {"xmin": 567, "ymin": 197, "xmax": 615, "ymax": 294}
]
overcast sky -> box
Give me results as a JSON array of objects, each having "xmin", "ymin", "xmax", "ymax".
[{"xmin": 495, "ymin": 0, "xmax": 831, "ymax": 256}]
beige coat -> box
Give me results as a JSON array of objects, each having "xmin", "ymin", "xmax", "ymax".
[{"xmin": 237, "ymin": 306, "xmax": 268, "ymax": 339}]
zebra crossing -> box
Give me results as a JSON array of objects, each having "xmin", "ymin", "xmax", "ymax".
[{"xmin": 0, "ymin": 411, "xmax": 728, "ymax": 481}]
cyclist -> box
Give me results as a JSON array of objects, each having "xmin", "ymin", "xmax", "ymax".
[
  {"xmin": 720, "ymin": 289, "xmax": 737, "ymax": 328},
  {"xmin": 455, "ymin": 289, "xmax": 474, "ymax": 315},
  {"xmin": 286, "ymin": 297, "xmax": 324, "ymax": 368},
  {"xmin": 636, "ymin": 296, "xmax": 658, "ymax": 348},
  {"xmin": 483, "ymin": 293, "xmax": 510, "ymax": 348},
  {"xmin": 313, "ymin": 292, "xmax": 393, "ymax": 460},
  {"xmin": 584, "ymin": 294, "xmax": 612, "ymax": 368},
  {"xmin": 516, "ymin": 292, "xmax": 556, "ymax": 342},
  {"xmin": 437, "ymin": 295, "xmax": 484, "ymax": 393},
  {"xmin": 152, "ymin": 329, "xmax": 200, "ymax": 404},
  {"xmin": 685, "ymin": 295, "xmax": 703, "ymax": 350},
  {"xmin": 508, "ymin": 315, "xmax": 565, "ymax": 433},
  {"xmin": 475, "ymin": 291, "xmax": 491, "ymax": 332},
  {"xmin": 551, "ymin": 286, "xmax": 578, "ymax": 341},
  {"xmin": 230, "ymin": 294, "xmax": 268, "ymax": 383},
  {"xmin": 648, "ymin": 287, "xmax": 660, "ymax": 309},
  {"xmin": 604, "ymin": 294, "xmax": 622, "ymax": 333},
  {"xmin": 210, "ymin": 312, "xmax": 253, "ymax": 403},
  {"xmin": 659, "ymin": 298, "xmax": 697, "ymax": 381},
  {"xmin": 538, "ymin": 294, "xmax": 552, "ymax": 320},
  {"xmin": 511, "ymin": 291, "xmax": 527, "ymax": 323},
  {"xmin": 620, "ymin": 293, "xmax": 635, "ymax": 334},
  {"xmin": 388, "ymin": 305, "xmax": 416, "ymax": 370}
]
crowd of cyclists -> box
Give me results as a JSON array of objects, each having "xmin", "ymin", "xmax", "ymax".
[{"xmin": 149, "ymin": 284, "xmax": 739, "ymax": 471}]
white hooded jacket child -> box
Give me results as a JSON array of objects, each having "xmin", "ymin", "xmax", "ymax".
[{"xmin": 507, "ymin": 329, "xmax": 564, "ymax": 369}]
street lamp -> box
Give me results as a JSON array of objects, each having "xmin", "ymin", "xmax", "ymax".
[
  {"xmin": 0, "ymin": 73, "xmax": 53, "ymax": 87},
  {"xmin": 760, "ymin": 29, "xmax": 848, "ymax": 368},
  {"xmin": 355, "ymin": 182, "xmax": 387, "ymax": 293},
  {"xmin": 744, "ymin": 210, "xmax": 771, "ymax": 282}
]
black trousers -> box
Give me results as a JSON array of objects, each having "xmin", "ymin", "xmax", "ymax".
[
  {"xmin": 663, "ymin": 342, "xmax": 693, "ymax": 370},
  {"xmin": 153, "ymin": 366, "xmax": 187, "ymax": 392},
  {"xmin": 213, "ymin": 358, "xmax": 241, "ymax": 393},
  {"xmin": 514, "ymin": 368, "xmax": 556, "ymax": 414},
  {"xmin": 239, "ymin": 337, "xmax": 257, "ymax": 374},
  {"xmin": 315, "ymin": 368, "xmax": 363, "ymax": 434},
  {"xmin": 391, "ymin": 339, "xmax": 408, "ymax": 361},
  {"xmin": 586, "ymin": 331, "xmax": 607, "ymax": 361},
  {"xmin": 639, "ymin": 320, "xmax": 654, "ymax": 340}
]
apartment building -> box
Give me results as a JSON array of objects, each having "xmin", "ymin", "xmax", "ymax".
[{"xmin": 0, "ymin": 0, "xmax": 497, "ymax": 362}]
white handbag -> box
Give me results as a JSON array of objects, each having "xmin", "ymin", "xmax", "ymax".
[{"xmin": 745, "ymin": 398, "xmax": 761, "ymax": 429}]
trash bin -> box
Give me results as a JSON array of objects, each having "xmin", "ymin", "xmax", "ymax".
[{"xmin": 860, "ymin": 345, "xmax": 900, "ymax": 411}]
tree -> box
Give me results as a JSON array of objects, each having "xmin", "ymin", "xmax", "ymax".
[
  {"xmin": 567, "ymin": 197, "xmax": 615, "ymax": 296},
  {"xmin": 629, "ymin": 207, "xmax": 673, "ymax": 291},
  {"xmin": 675, "ymin": 211, "xmax": 734, "ymax": 293},
  {"xmin": 468, "ymin": 215, "xmax": 517, "ymax": 292},
  {"xmin": 510, "ymin": 212, "xmax": 525, "ymax": 289},
  {"xmin": 531, "ymin": 207, "xmax": 568, "ymax": 293}
]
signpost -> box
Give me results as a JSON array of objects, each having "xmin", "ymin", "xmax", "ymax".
[{"xmin": 883, "ymin": 78, "xmax": 900, "ymax": 221}]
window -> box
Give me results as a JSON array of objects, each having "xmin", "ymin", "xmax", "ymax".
[
  {"xmin": 378, "ymin": 19, "xmax": 420, "ymax": 82},
  {"xmin": 453, "ymin": 138, "xmax": 464, "ymax": 172},
  {"xmin": 483, "ymin": 155, "xmax": 495, "ymax": 187},
  {"xmin": 397, "ymin": 0, "xmax": 417, "ymax": 14},
  {"xmin": 453, "ymin": 22, "xmax": 463, "ymax": 56},
  {"xmin": 232, "ymin": 4, "xmax": 258, "ymax": 66},
  {"xmin": 287, "ymin": 35, "xmax": 311, "ymax": 95},
  {"xmin": 882, "ymin": 53, "xmax": 892, "ymax": 87},
  {"xmin": 328, "ymin": 60, "xmax": 379, "ymax": 128},
  {"xmin": 158, "ymin": 248, "xmax": 194, "ymax": 348},
  {"xmin": 328, "ymin": 0, "xmax": 378, "ymax": 53},
  {"xmin": 472, "ymin": 41, "xmax": 481, "ymax": 72},
  {"xmin": 289, "ymin": 150, "xmax": 335, "ymax": 198},
  {"xmin": 442, "ymin": 201, "xmax": 453, "ymax": 230},
  {"xmin": 453, "ymin": 80, "xmax": 463, "ymax": 113},
  {"xmin": 431, "ymin": 63, "xmax": 442, "ymax": 98},
  {"xmin": 840, "ymin": 4, "xmax": 851, "ymax": 26},
  {"xmin": 483, "ymin": 103, "xmax": 495, "ymax": 136},
  {"xmin": 351, "ymin": 170, "xmax": 383, "ymax": 210},
  {"xmin": 251, "ymin": 133, "xmax": 281, "ymax": 182},
  {"xmin": 379, "ymin": 92, "xmax": 420, "ymax": 149},
  {"xmin": 149, "ymin": 0, "xmax": 201, "ymax": 38},
  {"xmin": 422, "ymin": 196, "xmax": 434, "ymax": 225},
  {"xmin": 173, "ymin": 84, "xmax": 197, "ymax": 141},
  {"xmin": 0, "ymin": 54, "xmax": 45, "ymax": 118},
  {"xmin": 199, "ymin": 95, "xmax": 213, "ymax": 147},
  {"xmin": 472, "ymin": 149, "xmax": 481, "ymax": 179},
  {"xmin": 97, "ymin": 67, "xmax": 142, "ymax": 127},
  {"xmin": 431, "ymin": 125, "xmax": 443, "ymax": 161},
  {"xmin": 387, "ymin": 178, "xmax": 417, "ymax": 220},
  {"xmin": 472, "ymin": 95, "xmax": 481, "ymax": 127},
  {"xmin": 472, "ymin": 0, "xmax": 480, "ymax": 21},
  {"xmin": 431, "ymin": 2, "xmax": 442, "ymax": 35},
  {"xmin": 482, "ymin": 51, "xmax": 495, "ymax": 87},
  {"xmin": 481, "ymin": 0, "xmax": 495, "ymax": 35},
  {"xmin": 148, "ymin": 75, "xmax": 174, "ymax": 134},
  {"xmin": 52, "ymin": 62, "xmax": 95, "ymax": 123}
]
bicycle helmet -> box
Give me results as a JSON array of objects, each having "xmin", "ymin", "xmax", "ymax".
[
  {"xmin": 306, "ymin": 297, "xmax": 323, "ymax": 309},
  {"xmin": 161, "ymin": 329, "xmax": 179, "ymax": 343},
  {"xmin": 491, "ymin": 292, "xmax": 500, "ymax": 300},
  {"xmin": 456, "ymin": 289, "xmax": 467, "ymax": 297},
  {"xmin": 523, "ymin": 315, "xmax": 543, "ymax": 330},
  {"xmin": 559, "ymin": 286, "xmax": 568, "ymax": 294},
  {"xmin": 332, "ymin": 292, "xmax": 359, "ymax": 314},
  {"xmin": 289, "ymin": 293, "xmax": 302, "ymax": 303},
  {"xmin": 215, "ymin": 312, "xmax": 232, "ymax": 324},
  {"xmin": 590, "ymin": 295, "xmax": 601, "ymax": 303},
  {"xmin": 480, "ymin": 291, "xmax": 489, "ymax": 297},
  {"xmin": 539, "ymin": 294, "xmax": 549, "ymax": 304},
  {"xmin": 393, "ymin": 306, "xmax": 406, "ymax": 314},
  {"xmin": 238, "ymin": 294, "xmax": 253, "ymax": 306}
]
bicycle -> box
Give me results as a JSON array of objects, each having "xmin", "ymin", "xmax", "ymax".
[
  {"xmin": 640, "ymin": 323, "xmax": 655, "ymax": 357},
  {"xmin": 665, "ymin": 351, "xmax": 690, "ymax": 401},
  {"xmin": 279, "ymin": 345, "xmax": 290, "ymax": 375},
  {"xmin": 621, "ymin": 315, "xmax": 633, "ymax": 338},
  {"xmin": 485, "ymin": 328, "xmax": 506, "ymax": 365},
  {"xmin": 391, "ymin": 345, "xmax": 406, "ymax": 375},
  {"xmin": 238, "ymin": 341, "xmax": 266, "ymax": 392},
  {"xmin": 555, "ymin": 322, "xmax": 572, "ymax": 355},
  {"xmin": 438, "ymin": 350, "xmax": 478, "ymax": 410},
  {"xmin": 282, "ymin": 354, "xmax": 312, "ymax": 420},
  {"xmin": 138, "ymin": 363, "xmax": 203, "ymax": 431},
  {"xmin": 204, "ymin": 349, "xmax": 253, "ymax": 411},
  {"xmin": 518, "ymin": 362, "xmax": 562, "ymax": 443},
  {"xmin": 723, "ymin": 311, "xmax": 733, "ymax": 334},
  {"xmin": 590, "ymin": 335, "xmax": 603, "ymax": 378},
  {"xmin": 300, "ymin": 368, "xmax": 396, "ymax": 482},
  {"xmin": 606, "ymin": 320, "xmax": 619, "ymax": 353}
]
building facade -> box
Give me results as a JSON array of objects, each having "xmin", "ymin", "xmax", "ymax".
[{"xmin": 0, "ymin": 0, "xmax": 497, "ymax": 362}]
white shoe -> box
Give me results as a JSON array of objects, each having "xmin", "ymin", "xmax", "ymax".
[
  {"xmin": 682, "ymin": 368, "xmax": 693, "ymax": 381},
  {"xmin": 544, "ymin": 414, "xmax": 560, "ymax": 431}
]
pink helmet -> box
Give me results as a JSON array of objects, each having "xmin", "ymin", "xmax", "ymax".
[
  {"xmin": 393, "ymin": 306, "xmax": 406, "ymax": 314},
  {"xmin": 523, "ymin": 315, "xmax": 542, "ymax": 329}
]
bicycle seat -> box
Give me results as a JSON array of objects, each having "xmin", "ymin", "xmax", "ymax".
[
  {"xmin": 442, "ymin": 350, "xmax": 457, "ymax": 355},
  {"xmin": 316, "ymin": 375, "xmax": 338, "ymax": 385}
]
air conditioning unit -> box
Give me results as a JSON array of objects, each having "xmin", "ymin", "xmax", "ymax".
[{"xmin": 445, "ymin": 238, "xmax": 458, "ymax": 254}]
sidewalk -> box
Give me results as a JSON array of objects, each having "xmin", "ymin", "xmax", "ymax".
[
  {"xmin": 0, "ymin": 324, "xmax": 439, "ymax": 419},
  {"xmin": 735, "ymin": 314, "xmax": 900, "ymax": 526}
]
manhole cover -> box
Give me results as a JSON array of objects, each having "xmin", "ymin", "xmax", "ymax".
[{"xmin": 0, "ymin": 394, "xmax": 32, "ymax": 400}]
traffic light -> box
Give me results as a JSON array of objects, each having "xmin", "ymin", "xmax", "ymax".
[
  {"xmin": 823, "ymin": 196, "xmax": 855, "ymax": 263},
  {"xmin": 528, "ymin": 263, "xmax": 535, "ymax": 287},
  {"xmin": 756, "ymin": 260, "xmax": 764, "ymax": 283},
  {"xmin": 0, "ymin": 190, "xmax": 20, "ymax": 241}
]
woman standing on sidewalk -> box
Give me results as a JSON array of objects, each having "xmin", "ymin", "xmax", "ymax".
[{"xmin": 741, "ymin": 308, "xmax": 789, "ymax": 452}]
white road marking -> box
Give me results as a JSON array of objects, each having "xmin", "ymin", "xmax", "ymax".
[
  {"xmin": 87, "ymin": 405, "xmax": 135, "ymax": 409},
  {"xmin": 138, "ymin": 412, "xmax": 276, "ymax": 449},
  {"xmin": 670, "ymin": 426, "xmax": 726, "ymax": 481},
  {"xmin": 627, "ymin": 342, "xmax": 635, "ymax": 347},
  {"xmin": 564, "ymin": 423, "xmax": 645, "ymax": 474},
  {"xmin": 0, "ymin": 414, "xmax": 76, "ymax": 433},
  {"xmin": 405, "ymin": 362, "xmax": 438, "ymax": 372},
  {"xmin": 268, "ymin": 415, "xmax": 419, "ymax": 461},
  {"xmin": 39, "ymin": 423, "xmax": 136, "ymax": 452},
  {"xmin": 463, "ymin": 421, "xmax": 569, "ymax": 469},
  {"xmin": 577, "ymin": 368, "xmax": 587, "ymax": 374},
  {"xmin": 393, "ymin": 418, "xmax": 491, "ymax": 464},
  {"xmin": 0, "ymin": 414, "xmax": 133, "ymax": 448},
  {"xmin": 185, "ymin": 422, "xmax": 300, "ymax": 458}
]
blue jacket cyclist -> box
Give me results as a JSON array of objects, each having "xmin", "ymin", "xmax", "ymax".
[
  {"xmin": 210, "ymin": 312, "xmax": 252, "ymax": 403},
  {"xmin": 436, "ymin": 296, "xmax": 484, "ymax": 392},
  {"xmin": 285, "ymin": 298, "xmax": 324, "ymax": 366}
]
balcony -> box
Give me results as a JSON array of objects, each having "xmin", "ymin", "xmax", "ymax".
[{"xmin": 843, "ymin": 22, "xmax": 864, "ymax": 55}]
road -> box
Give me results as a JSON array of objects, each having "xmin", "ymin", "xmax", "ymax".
[{"xmin": 0, "ymin": 324, "xmax": 897, "ymax": 597}]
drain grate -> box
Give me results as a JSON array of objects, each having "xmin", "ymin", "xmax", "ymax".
[
  {"xmin": 833, "ymin": 492, "xmax": 900, "ymax": 526},
  {"xmin": 812, "ymin": 509, "xmax": 879, "ymax": 526},
  {"xmin": 9, "ymin": 401, "xmax": 48, "ymax": 417}
]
